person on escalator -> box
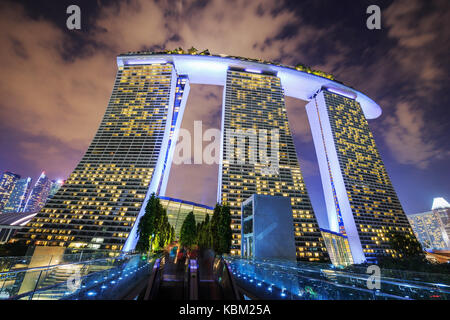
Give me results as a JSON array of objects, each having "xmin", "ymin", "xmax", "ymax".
[
  {"xmin": 176, "ymin": 247, "xmax": 186, "ymax": 264},
  {"xmin": 188, "ymin": 248, "xmax": 198, "ymax": 260}
]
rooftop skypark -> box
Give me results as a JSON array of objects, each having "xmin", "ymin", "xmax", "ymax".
[{"xmin": 119, "ymin": 47, "xmax": 339, "ymax": 83}]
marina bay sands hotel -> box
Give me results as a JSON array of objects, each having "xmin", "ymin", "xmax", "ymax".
[{"xmin": 13, "ymin": 50, "xmax": 415, "ymax": 264}]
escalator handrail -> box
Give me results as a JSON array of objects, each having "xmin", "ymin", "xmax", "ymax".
[
  {"xmin": 221, "ymin": 256, "xmax": 241, "ymax": 300},
  {"xmin": 143, "ymin": 257, "xmax": 161, "ymax": 300}
]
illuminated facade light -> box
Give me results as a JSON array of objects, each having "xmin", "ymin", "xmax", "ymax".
[
  {"xmin": 244, "ymin": 68, "xmax": 262, "ymax": 74},
  {"xmin": 126, "ymin": 59, "xmax": 167, "ymax": 65},
  {"xmin": 432, "ymin": 197, "xmax": 450, "ymax": 211},
  {"xmin": 323, "ymin": 86, "xmax": 357, "ymax": 100}
]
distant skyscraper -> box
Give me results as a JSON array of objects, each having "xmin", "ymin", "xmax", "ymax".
[
  {"xmin": 432, "ymin": 197, "xmax": 450, "ymax": 242},
  {"xmin": 3, "ymin": 177, "xmax": 32, "ymax": 213},
  {"xmin": 219, "ymin": 69, "xmax": 328, "ymax": 262},
  {"xmin": 0, "ymin": 172, "xmax": 21, "ymax": 212},
  {"xmin": 23, "ymin": 172, "xmax": 51, "ymax": 213},
  {"xmin": 306, "ymin": 88, "xmax": 416, "ymax": 263},
  {"xmin": 47, "ymin": 179, "xmax": 64, "ymax": 201},
  {"xmin": 408, "ymin": 211, "xmax": 449, "ymax": 250}
]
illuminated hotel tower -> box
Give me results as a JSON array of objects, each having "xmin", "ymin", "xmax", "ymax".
[
  {"xmin": 23, "ymin": 172, "xmax": 51, "ymax": 213},
  {"xmin": 306, "ymin": 87, "xmax": 415, "ymax": 263},
  {"xmin": 14, "ymin": 61, "xmax": 189, "ymax": 251},
  {"xmin": 219, "ymin": 69, "xmax": 329, "ymax": 262}
]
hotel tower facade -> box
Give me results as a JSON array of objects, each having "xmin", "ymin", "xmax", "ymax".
[
  {"xmin": 14, "ymin": 62, "xmax": 190, "ymax": 251},
  {"xmin": 13, "ymin": 51, "xmax": 412, "ymax": 263},
  {"xmin": 219, "ymin": 69, "xmax": 327, "ymax": 261},
  {"xmin": 306, "ymin": 88, "xmax": 415, "ymax": 263}
]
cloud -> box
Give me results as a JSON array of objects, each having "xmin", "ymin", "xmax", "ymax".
[
  {"xmin": 93, "ymin": 0, "xmax": 169, "ymax": 52},
  {"xmin": 305, "ymin": 0, "xmax": 450, "ymax": 169},
  {"xmin": 0, "ymin": 0, "xmax": 313, "ymax": 177},
  {"xmin": 0, "ymin": 1, "xmax": 115, "ymax": 155},
  {"xmin": 382, "ymin": 102, "xmax": 450, "ymax": 168},
  {"xmin": 285, "ymin": 96, "xmax": 311, "ymax": 143},
  {"xmin": 384, "ymin": 0, "xmax": 450, "ymax": 95},
  {"xmin": 374, "ymin": 0, "xmax": 450, "ymax": 167},
  {"xmin": 0, "ymin": 0, "xmax": 449, "ymax": 189}
]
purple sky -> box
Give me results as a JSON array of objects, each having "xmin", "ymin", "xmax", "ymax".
[{"xmin": 0, "ymin": 0, "xmax": 449, "ymax": 229}]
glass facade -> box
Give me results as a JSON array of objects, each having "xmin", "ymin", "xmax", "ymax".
[
  {"xmin": 432, "ymin": 198, "xmax": 450, "ymax": 244},
  {"xmin": 159, "ymin": 196, "xmax": 213, "ymax": 238},
  {"xmin": 306, "ymin": 89, "xmax": 416, "ymax": 263},
  {"xmin": 219, "ymin": 69, "xmax": 329, "ymax": 262},
  {"xmin": 0, "ymin": 172, "xmax": 21, "ymax": 212},
  {"xmin": 320, "ymin": 228, "xmax": 353, "ymax": 266},
  {"xmin": 13, "ymin": 63, "xmax": 186, "ymax": 251},
  {"xmin": 408, "ymin": 211, "xmax": 449, "ymax": 250},
  {"xmin": 3, "ymin": 177, "xmax": 32, "ymax": 213},
  {"xmin": 47, "ymin": 180, "xmax": 64, "ymax": 201}
]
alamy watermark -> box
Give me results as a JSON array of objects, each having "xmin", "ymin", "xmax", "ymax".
[
  {"xmin": 66, "ymin": 269, "xmax": 81, "ymax": 292},
  {"xmin": 173, "ymin": 121, "xmax": 280, "ymax": 175},
  {"xmin": 66, "ymin": 5, "xmax": 81, "ymax": 30},
  {"xmin": 366, "ymin": 265, "xmax": 381, "ymax": 290},
  {"xmin": 366, "ymin": 5, "xmax": 381, "ymax": 30}
]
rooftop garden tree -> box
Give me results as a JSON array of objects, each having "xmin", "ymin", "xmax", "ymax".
[{"xmin": 180, "ymin": 211, "xmax": 197, "ymax": 249}]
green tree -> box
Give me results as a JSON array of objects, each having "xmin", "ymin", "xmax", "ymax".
[
  {"xmin": 209, "ymin": 204, "xmax": 232, "ymax": 255},
  {"xmin": 169, "ymin": 225, "xmax": 175, "ymax": 244},
  {"xmin": 136, "ymin": 193, "xmax": 174, "ymax": 252},
  {"xmin": 187, "ymin": 46, "xmax": 198, "ymax": 54},
  {"xmin": 180, "ymin": 212, "xmax": 197, "ymax": 248},
  {"xmin": 136, "ymin": 193, "xmax": 158, "ymax": 253},
  {"xmin": 217, "ymin": 204, "xmax": 232, "ymax": 255},
  {"xmin": 157, "ymin": 211, "xmax": 169, "ymax": 248},
  {"xmin": 211, "ymin": 204, "xmax": 221, "ymax": 252},
  {"xmin": 197, "ymin": 214, "xmax": 214, "ymax": 250},
  {"xmin": 386, "ymin": 230, "xmax": 423, "ymax": 258}
]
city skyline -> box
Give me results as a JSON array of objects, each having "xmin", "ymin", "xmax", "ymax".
[
  {"xmin": 0, "ymin": 170, "xmax": 63, "ymax": 214},
  {"xmin": 0, "ymin": 0, "xmax": 449, "ymax": 229}
]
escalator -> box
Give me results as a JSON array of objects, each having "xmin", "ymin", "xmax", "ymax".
[
  {"xmin": 146, "ymin": 254, "xmax": 188, "ymax": 300},
  {"xmin": 138, "ymin": 251, "xmax": 240, "ymax": 300}
]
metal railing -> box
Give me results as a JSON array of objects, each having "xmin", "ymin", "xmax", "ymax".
[
  {"xmin": 0, "ymin": 253, "xmax": 155, "ymax": 300},
  {"xmin": 225, "ymin": 257, "xmax": 450, "ymax": 300},
  {"xmin": 0, "ymin": 250, "xmax": 117, "ymax": 273}
]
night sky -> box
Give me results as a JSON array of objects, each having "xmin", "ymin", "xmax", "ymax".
[{"xmin": 0, "ymin": 0, "xmax": 449, "ymax": 229}]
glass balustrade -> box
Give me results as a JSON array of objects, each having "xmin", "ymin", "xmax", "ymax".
[
  {"xmin": 0, "ymin": 252, "xmax": 156, "ymax": 300},
  {"xmin": 225, "ymin": 256, "xmax": 450, "ymax": 300}
]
